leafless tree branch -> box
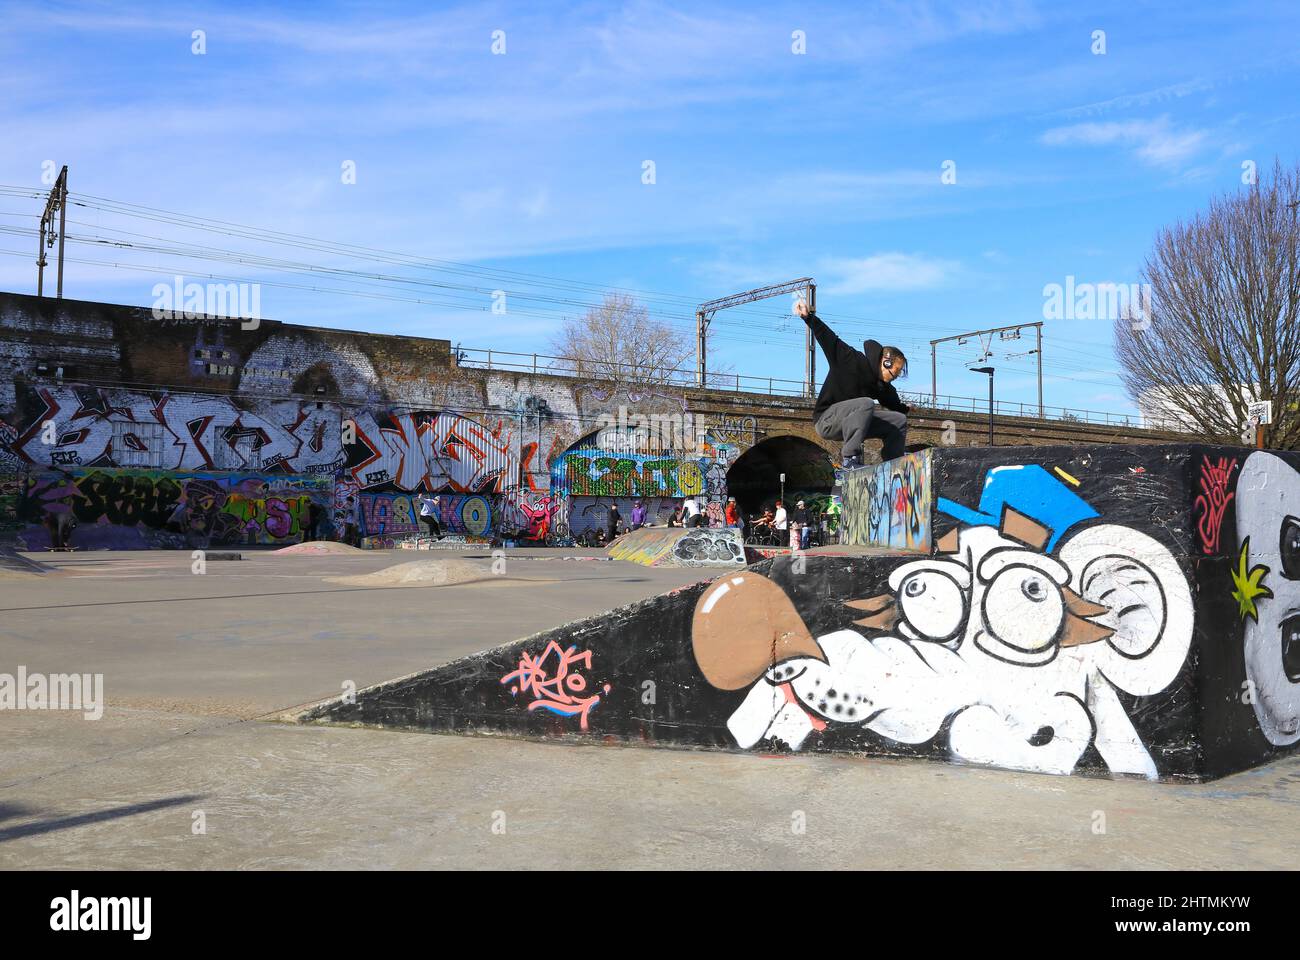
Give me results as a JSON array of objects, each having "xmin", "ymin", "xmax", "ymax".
[{"xmin": 1116, "ymin": 159, "xmax": 1300, "ymax": 448}]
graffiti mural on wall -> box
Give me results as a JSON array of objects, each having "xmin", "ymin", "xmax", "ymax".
[
  {"xmin": 704, "ymin": 415, "xmax": 757, "ymax": 450},
  {"xmin": 344, "ymin": 410, "xmax": 523, "ymax": 493},
  {"xmin": 18, "ymin": 469, "xmax": 329, "ymax": 549},
  {"xmin": 500, "ymin": 641, "xmax": 610, "ymax": 730},
  {"xmin": 1234, "ymin": 451, "xmax": 1300, "ymax": 746},
  {"xmin": 13, "ymin": 387, "xmax": 343, "ymax": 475},
  {"xmin": 672, "ymin": 528, "xmax": 746, "ymax": 566},
  {"xmin": 343, "ymin": 409, "xmax": 558, "ymax": 537},
  {"xmin": 357, "ymin": 492, "xmax": 496, "ymax": 539},
  {"xmin": 692, "ymin": 464, "xmax": 1194, "ymax": 778},
  {"xmin": 0, "ymin": 419, "xmax": 20, "ymax": 474},
  {"xmin": 0, "ymin": 471, "xmax": 22, "ymax": 533},
  {"xmin": 840, "ymin": 450, "xmax": 932, "ymax": 551},
  {"xmin": 1195, "ymin": 455, "xmax": 1239, "ymax": 555},
  {"xmin": 560, "ymin": 449, "xmax": 707, "ymax": 499}
]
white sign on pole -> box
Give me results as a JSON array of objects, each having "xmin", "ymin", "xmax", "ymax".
[{"xmin": 1247, "ymin": 400, "xmax": 1273, "ymax": 425}]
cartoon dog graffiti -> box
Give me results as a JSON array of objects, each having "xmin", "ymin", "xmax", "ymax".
[
  {"xmin": 692, "ymin": 465, "xmax": 1194, "ymax": 778},
  {"xmin": 1235, "ymin": 452, "xmax": 1300, "ymax": 746}
]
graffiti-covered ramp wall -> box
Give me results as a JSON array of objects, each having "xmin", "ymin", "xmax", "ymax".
[{"xmin": 299, "ymin": 443, "xmax": 1300, "ymax": 783}]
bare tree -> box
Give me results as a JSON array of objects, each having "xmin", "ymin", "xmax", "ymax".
[
  {"xmin": 1116, "ymin": 160, "xmax": 1300, "ymax": 448},
  {"xmin": 549, "ymin": 292, "xmax": 696, "ymax": 386}
]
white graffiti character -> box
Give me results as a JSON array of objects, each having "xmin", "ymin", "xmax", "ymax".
[
  {"xmin": 1235, "ymin": 452, "xmax": 1300, "ymax": 746},
  {"xmin": 693, "ymin": 467, "xmax": 1194, "ymax": 779}
]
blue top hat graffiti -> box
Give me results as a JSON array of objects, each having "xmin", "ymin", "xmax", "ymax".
[{"xmin": 937, "ymin": 464, "xmax": 1098, "ymax": 553}]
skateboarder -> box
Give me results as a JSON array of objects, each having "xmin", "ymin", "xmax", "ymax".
[
  {"xmin": 796, "ymin": 300, "xmax": 909, "ymax": 468},
  {"xmin": 417, "ymin": 493, "xmax": 443, "ymax": 540}
]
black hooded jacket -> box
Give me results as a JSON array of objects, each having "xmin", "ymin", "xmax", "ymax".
[{"xmin": 802, "ymin": 312, "xmax": 911, "ymax": 422}]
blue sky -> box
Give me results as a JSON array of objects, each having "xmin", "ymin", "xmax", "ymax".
[{"xmin": 2, "ymin": 0, "xmax": 1298, "ymax": 418}]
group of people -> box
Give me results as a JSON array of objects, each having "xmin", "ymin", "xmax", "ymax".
[
  {"xmin": 748, "ymin": 498, "xmax": 830, "ymax": 550},
  {"xmin": 604, "ymin": 494, "xmax": 742, "ymax": 540}
]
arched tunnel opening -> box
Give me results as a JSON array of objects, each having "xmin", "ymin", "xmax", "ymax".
[{"xmin": 725, "ymin": 435, "xmax": 836, "ymax": 518}]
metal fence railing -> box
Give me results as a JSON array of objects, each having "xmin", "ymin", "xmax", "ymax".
[{"xmin": 454, "ymin": 347, "xmax": 1192, "ymax": 435}]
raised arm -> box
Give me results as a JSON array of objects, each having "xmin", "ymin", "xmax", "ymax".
[{"xmin": 795, "ymin": 301, "xmax": 850, "ymax": 365}]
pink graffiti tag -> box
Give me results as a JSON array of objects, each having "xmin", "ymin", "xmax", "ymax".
[
  {"xmin": 501, "ymin": 641, "xmax": 610, "ymax": 730},
  {"xmin": 1194, "ymin": 455, "xmax": 1239, "ymax": 554}
]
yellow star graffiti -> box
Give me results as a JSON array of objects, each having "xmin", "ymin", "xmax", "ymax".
[{"xmin": 1231, "ymin": 538, "xmax": 1273, "ymax": 622}]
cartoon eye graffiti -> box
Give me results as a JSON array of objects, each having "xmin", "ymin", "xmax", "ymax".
[
  {"xmin": 897, "ymin": 569, "xmax": 965, "ymax": 641},
  {"xmin": 1236, "ymin": 454, "xmax": 1300, "ymax": 744},
  {"xmin": 981, "ymin": 565, "xmax": 1065, "ymax": 653},
  {"xmin": 1280, "ymin": 517, "xmax": 1300, "ymax": 580},
  {"xmin": 1283, "ymin": 614, "xmax": 1300, "ymax": 684}
]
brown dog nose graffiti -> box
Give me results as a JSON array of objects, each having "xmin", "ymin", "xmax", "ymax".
[{"xmin": 692, "ymin": 572, "xmax": 826, "ymax": 691}]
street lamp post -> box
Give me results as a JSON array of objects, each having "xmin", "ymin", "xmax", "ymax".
[{"xmin": 972, "ymin": 367, "xmax": 995, "ymax": 445}]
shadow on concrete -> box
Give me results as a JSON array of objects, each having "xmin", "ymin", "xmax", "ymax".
[
  {"xmin": 0, "ymin": 801, "xmax": 38, "ymax": 824},
  {"xmin": 0, "ymin": 794, "xmax": 202, "ymax": 842}
]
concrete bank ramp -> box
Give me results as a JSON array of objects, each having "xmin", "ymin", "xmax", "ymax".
[
  {"xmin": 606, "ymin": 527, "xmax": 746, "ymax": 567},
  {"xmin": 297, "ymin": 443, "xmax": 1300, "ymax": 783}
]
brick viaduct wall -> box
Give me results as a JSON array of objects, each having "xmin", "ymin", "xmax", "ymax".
[{"xmin": 0, "ymin": 291, "xmax": 1192, "ymax": 548}]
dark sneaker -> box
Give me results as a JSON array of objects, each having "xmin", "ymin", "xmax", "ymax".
[{"xmin": 841, "ymin": 455, "xmax": 863, "ymax": 470}]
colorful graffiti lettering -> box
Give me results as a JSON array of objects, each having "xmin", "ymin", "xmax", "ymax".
[
  {"xmin": 357, "ymin": 492, "xmax": 497, "ymax": 539},
  {"xmin": 14, "ymin": 387, "xmax": 343, "ymax": 475},
  {"xmin": 345, "ymin": 411, "xmax": 524, "ymax": 494},
  {"xmin": 1194, "ymin": 455, "xmax": 1239, "ymax": 554},
  {"xmin": 17, "ymin": 468, "xmax": 327, "ymax": 549},
  {"xmin": 501, "ymin": 641, "xmax": 610, "ymax": 730},
  {"xmin": 560, "ymin": 450, "xmax": 708, "ymax": 498}
]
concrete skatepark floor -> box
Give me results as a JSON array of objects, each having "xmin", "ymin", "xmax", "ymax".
[{"xmin": 1, "ymin": 547, "xmax": 1296, "ymax": 870}]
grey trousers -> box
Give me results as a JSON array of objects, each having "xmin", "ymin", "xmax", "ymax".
[{"xmin": 815, "ymin": 397, "xmax": 908, "ymax": 460}]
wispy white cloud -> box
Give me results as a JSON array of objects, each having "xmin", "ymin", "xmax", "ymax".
[
  {"xmin": 820, "ymin": 253, "xmax": 960, "ymax": 294},
  {"xmin": 1054, "ymin": 78, "xmax": 1217, "ymax": 119},
  {"xmin": 1040, "ymin": 116, "xmax": 1209, "ymax": 168}
]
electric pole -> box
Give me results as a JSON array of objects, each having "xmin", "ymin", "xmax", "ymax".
[
  {"xmin": 930, "ymin": 322, "xmax": 1043, "ymax": 417},
  {"xmin": 696, "ymin": 277, "xmax": 816, "ymax": 395},
  {"xmin": 37, "ymin": 165, "xmax": 69, "ymax": 298}
]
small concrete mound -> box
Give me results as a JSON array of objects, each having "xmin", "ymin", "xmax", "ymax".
[
  {"xmin": 326, "ymin": 557, "xmax": 493, "ymax": 587},
  {"xmin": 275, "ymin": 540, "xmax": 367, "ymax": 556}
]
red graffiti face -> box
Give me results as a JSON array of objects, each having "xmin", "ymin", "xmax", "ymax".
[
  {"xmin": 500, "ymin": 641, "xmax": 611, "ymax": 730},
  {"xmin": 1194, "ymin": 456, "xmax": 1239, "ymax": 554}
]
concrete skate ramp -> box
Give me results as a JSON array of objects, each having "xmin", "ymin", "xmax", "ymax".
[
  {"xmin": 606, "ymin": 527, "xmax": 746, "ymax": 567},
  {"xmin": 298, "ymin": 444, "xmax": 1300, "ymax": 783}
]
